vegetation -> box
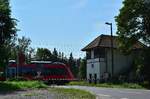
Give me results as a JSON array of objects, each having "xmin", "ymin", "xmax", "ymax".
[
  {"xmin": 68, "ymin": 81, "xmax": 145, "ymax": 89},
  {"xmin": 0, "ymin": 0, "xmax": 17, "ymax": 69},
  {"xmin": 35, "ymin": 48, "xmax": 68, "ymax": 63},
  {"xmin": 8, "ymin": 38, "xmax": 86, "ymax": 79},
  {"xmin": 78, "ymin": 58, "xmax": 86, "ymax": 79},
  {"xmin": 0, "ymin": 81, "xmax": 96, "ymax": 99},
  {"xmin": 68, "ymin": 53, "xmax": 78, "ymax": 78},
  {"xmin": 10, "ymin": 36, "xmax": 34, "ymax": 64},
  {"xmin": 36, "ymin": 48, "xmax": 52, "ymax": 61},
  {"xmin": 35, "ymin": 48, "xmax": 86, "ymax": 79},
  {"xmin": 116, "ymin": 0, "xmax": 150, "ymax": 49},
  {"xmin": 116, "ymin": 0, "xmax": 150, "ymax": 85},
  {"xmin": 0, "ymin": 0, "xmax": 86, "ymax": 79},
  {"xmin": 0, "ymin": 81, "xmax": 47, "ymax": 92},
  {"xmin": 49, "ymin": 87, "xmax": 95, "ymax": 99}
]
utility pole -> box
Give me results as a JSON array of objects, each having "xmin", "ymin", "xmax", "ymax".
[{"xmin": 105, "ymin": 22, "xmax": 114, "ymax": 77}]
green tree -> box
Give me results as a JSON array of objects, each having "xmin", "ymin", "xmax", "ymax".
[
  {"xmin": 0, "ymin": 0, "xmax": 17, "ymax": 68},
  {"xmin": 27, "ymin": 47, "xmax": 34, "ymax": 63},
  {"xmin": 52, "ymin": 48, "xmax": 58, "ymax": 61},
  {"xmin": 58, "ymin": 52, "xmax": 61, "ymax": 58},
  {"xmin": 68, "ymin": 53, "xmax": 78, "ymax": 78},
  {"xmin": 115, "ymin": 0, "xmax": 150, "ymax": 53},
  {"xmin": 17, "ymin": 36, "xmax": 31, "ymax": 54},
  {"xmin": 61, "ymin": 52, "xmax": 64, "ymax": 59},
  {"xmin": 116, "ymin": 0, "xmax": 150, "ymax": 84},
  {"xmin": 17, "ymin": 36, "xmax": 33, "ymax": 63},
  {"xmin": 9, "ymin": 38, "xmax": 18, "ymax": 60},
  {"xmin": 78, "ymin": 58, "xmax": 86, "ymax": 79},
  {"xmin": 36, "ymin": 48, "xmax": 52, "ymax": 61}
]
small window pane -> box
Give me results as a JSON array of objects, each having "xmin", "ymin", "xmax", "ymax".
[
  {"xmin": 94, "ymin": 48, "xmax": 105, "ymax": 58},
  {"xmin": 86, "ymin": 51, "xmax": 91, "ymax": 59},
  {"xmin": 91, "ymin": 64, "xmax": 94, "ymax": 68}
]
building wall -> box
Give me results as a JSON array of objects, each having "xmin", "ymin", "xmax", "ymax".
[
  {"xmin": 99, "ymin": 59, "xmax": 106, "ymax": 77},
  {"xmin": 106, "ymin": 49, "xmax": 133, "ymax": 76},
  {"xmin": 87, "ymin": 48, "xmax": 133, "ymax": 79},
  {"xmin": 86, "ymin": 48, "xmax": 133, "ymax": 80},
  {"xmin": 86, "ymin": 49, "xmax": 107, "ymax": 80},
  {"xmin": 87, "ymin": 58, "xmax": 100, "ymax": 80}
]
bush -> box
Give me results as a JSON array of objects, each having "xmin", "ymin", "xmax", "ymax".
[
  {"xmin": 8, "ymin": 77, "xmax": 27, "ymax": 81},
  {"xmin": 49, "ymin": 88, "xmax": 95, "ymax": 99},
  {"xmin": 68, "ymin": 81, "xmax": 145, "ymax": 89},
  {"xmin": 0, "ymin": 81, "xmax": 47, "ymax": 92}
]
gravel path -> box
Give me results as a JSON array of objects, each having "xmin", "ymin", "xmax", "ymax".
[{"xmin": 0, "ymin": 89, "xmax": 57, "ymax": 99}]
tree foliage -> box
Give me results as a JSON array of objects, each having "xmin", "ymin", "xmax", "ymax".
[
  {"xmin": 35, "ymin": 48, "xmax": 67, "ymax": 63},
  {"xmin": 9, "ymin": 36, "xmax": 34, "ymax": 64},
  {"xmin": 115, "ymin": 0, "xmax": 150, "ymax": 53},
  {"xmin": 17, "ymin": 36, "xmax": 31, "ymax": 54},
  {"xmin": 78, "ymin": 58, "xmax": 86, "ymax": 79},
  {"xmin": 0, "ymin": 0, "xmax": 17, "ymax": 68},
  {"xmin": 36, "ymin": 49, "xmax": 81, "ymax": 78},
  {"xmin": 116, "ymin": 0, "xmax": 150, "ymax": 84},
  {"xmin": 68, "ymin": 53, "xmax": 78, "ymax": 78},
  {"xmin": 36, "ymin": 48, "xmax": 52, "ymax": 61}
]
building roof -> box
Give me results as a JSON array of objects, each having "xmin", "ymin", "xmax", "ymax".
[{"xmin": 81, "ymin": 34, "xmax": 145, "ymax": 51}]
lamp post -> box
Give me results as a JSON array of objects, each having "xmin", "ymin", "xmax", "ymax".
[{"xmin": 105, "ymin": 22, "xmax": 114, "ymax": 77}]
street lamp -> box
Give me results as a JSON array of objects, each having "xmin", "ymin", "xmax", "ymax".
[{"xmin": 105, "ymin": 22, "xmax": 114, "ymax": 77}]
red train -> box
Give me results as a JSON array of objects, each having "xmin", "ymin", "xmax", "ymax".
[{"xmin": 6, "ymin": 60, "xmax": 74, "ymax": 84}]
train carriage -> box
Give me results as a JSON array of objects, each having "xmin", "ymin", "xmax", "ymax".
[{"xmin": 7, "ymin": 61, "xmax": 74, "ymax": 84}]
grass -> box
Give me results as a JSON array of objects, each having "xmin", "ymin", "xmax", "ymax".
[
  {"xmin": 49, "ymin": 87, "xmax": 96, "ymax": 99},
  {"xmin": 23, "ymin": 93, "xmax": 39, "ymax": 97},
  {"xmin": 0, "ymin": 81, "xmax": 47, "ymax": 92},
  {"xmin": 0, "ymin": 81, "xmax": 96, "ymax": 99},
  {"xmin": 68, "ymin": 81, "xmax": 145, "ymax": 89}
]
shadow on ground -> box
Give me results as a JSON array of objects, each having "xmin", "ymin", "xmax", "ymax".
[{"xmin": 0, "ymin": 82, "xmax": 26, "ymax": 95}]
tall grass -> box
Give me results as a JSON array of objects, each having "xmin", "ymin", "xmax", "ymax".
[
  {"xmin": 0, "ymin": 81, "xmax": 47, "ymax": 92},
  {"xmin": 49, "ymin": 88, "xmax": 96, "ymax": 99},
  {"xmin": 68, "ymin": 81, "xmax": 145, "ymax": 89}
]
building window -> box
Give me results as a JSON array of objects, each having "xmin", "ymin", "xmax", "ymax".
[
  {"xmin": 94, "ymin": 48, "xmax": 105, "ymax": 58},
  {"xmin": 91, "ymin": 64, "xmax": 94, "ymax": 68},
  {"xmin": 86, "ymin": 51, "xmax": 91, "ymax": 59}
]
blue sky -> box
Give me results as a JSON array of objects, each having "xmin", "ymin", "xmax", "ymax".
[{"xmin": 10, "ymin": 0, "xmax": 123, "ymax": 58}]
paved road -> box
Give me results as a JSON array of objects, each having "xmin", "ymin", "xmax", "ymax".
[{"xmin": 57, "ymin": 86, "xmax": 150, "ymax": 99}]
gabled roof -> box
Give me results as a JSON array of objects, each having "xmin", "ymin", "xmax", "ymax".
[{"xmin": 81, "ymin": 34, "xmax": 145, "ymax": 51}]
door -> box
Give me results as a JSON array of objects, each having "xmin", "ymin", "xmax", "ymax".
[
  {"xmin": 89, "ymin": 74, "xmax": 92, "ymax": 83},
  {"xmin": 94, "ymin": 73, "xmax": 97, "ymax": 83}
]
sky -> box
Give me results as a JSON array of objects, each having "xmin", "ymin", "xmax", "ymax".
[{"xmin": 10, "ymin": 0, "xmax": 123, "ymax": 58}]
